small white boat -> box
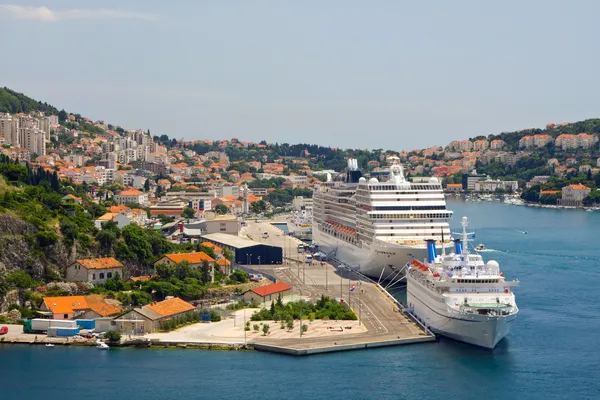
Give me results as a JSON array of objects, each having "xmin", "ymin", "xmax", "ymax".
[
  {"xmin": 475, "ymin": 243, "xmax": 486, "ymax": 251},
  {"xmin": 45, "ymin": 343, "xmax": 55, "ymax": 348},
  {"xmin": 586, "ymin": 208, "xmax": 593, "ymax": 212},
  {"xmin": 96, "ymin": 340, "xmax": 110, "ymax": 350}
]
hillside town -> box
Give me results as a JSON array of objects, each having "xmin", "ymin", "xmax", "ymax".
[{"xmin": 1, "ymin": 91, "xmax": 600, "ymax": 347}]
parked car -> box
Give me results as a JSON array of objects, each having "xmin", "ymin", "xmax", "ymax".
[
  {"xmin": 249, "ymin": 274, "xmax": 264, "ymax": 282},
  {"xmin": 0, "ymin": 326, "xmax": 8, "ymax": 335}
]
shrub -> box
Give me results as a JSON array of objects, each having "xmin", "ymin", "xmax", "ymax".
[
  {"xmin": 253, "ymin": 324, "xmax": 260, "ymax": 332},
  {"xmin": 262, "ymin": 324, "xmax": 270, "ymax": 336},
  {"xmin": 104, "ymin": 330, "xmax": 121, "ymax": 342}
]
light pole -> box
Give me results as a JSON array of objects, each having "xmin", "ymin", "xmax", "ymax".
[
  {"xmin": 324, "ymin": 262, "xmax": 328, "ymax": 292},
  {"xmin": 339, "ymin": 266, "xmax": 343, "ymax": 301},
  {"xmin": 359, "ymin": 281, "xmax": 362, "ymax": 326},
  {"xmin": 299, "ymin": 287, "xmax": 303, "ymax": 337}
]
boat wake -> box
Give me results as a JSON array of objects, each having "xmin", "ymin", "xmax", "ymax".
[{"xmin": 476, "ymin": 248, "xmax": 499, "ymax": 252}]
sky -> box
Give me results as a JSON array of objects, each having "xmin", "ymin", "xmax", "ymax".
[{"xmin": 2, "ymin": 1, "xmax": 600, "ymax": 151}]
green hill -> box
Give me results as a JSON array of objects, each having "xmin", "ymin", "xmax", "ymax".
[
  {"xmin": 0, "ymin": 87, "xmax": 59, "ymax": 115},
  {"xmin": 471, "ymin": 119, "xmax": 600, "ymax": 152}
]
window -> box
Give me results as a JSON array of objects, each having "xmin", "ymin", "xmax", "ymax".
[
  {"xmin": 64, "ymin": 314, "xmax": 68, "ymax": 318},
  {"xmin": 92, "ymin": 273, "xmax": 96, "ymax": 280},
  {"xmin": 107, "ymin": 272, "xmax": 113, "ymax": 278},
  {"xmin": 99, "ymin": 273, "xmax": 105, "ymax": 279}
]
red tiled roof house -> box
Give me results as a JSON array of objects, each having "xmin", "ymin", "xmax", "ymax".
[
  {"xmin": 154, "ymin": 252, "xmax": 216, "ymax": 282},
  {"xmin": 242, "ymin": 282, "xmax": 292, "ymax": 304}
]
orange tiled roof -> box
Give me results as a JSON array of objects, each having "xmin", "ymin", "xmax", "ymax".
[
  {"xmin": 164, "ymin": 252, "xmax": 216, "ymax": 264},
  {"xmin": 568, "ymin": 184, "xmax": 590, "ymax": 190},
  {"xmin": 85, "ymin": 295, "xmax": 122, "ymax": 317},
  {"xmin": 201, "ymin": 242, "xmax": 223, "ymax": 253},
  {"xmin": 146, "ymin": 297, "xmax": 195, "ymax": 317},
  {"xmin": 217, "ymin": 258, "xmax": 231, "ymax": 266},
  {"xmin": 119, "ymin": 189, "xmax": 143, "ymax": 196},
  {"xmin": 250, "ymin": 282, "xmax": 292, "ymax": 297},
  {"xmin": 76, "ymin": 257, "xmax": 123, "ymax": 270},
  {"xmin": 130, "ymin": 275, "xmax": 151, "ymax": 282},
  {"xmin": 43, "ymin": 296, "xmax": 88, "ymax": 314}
]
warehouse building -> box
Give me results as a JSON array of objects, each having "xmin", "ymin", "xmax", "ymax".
[
  {"xmin": 242, "ymin": 282, "xmax": 292, "ymax": 304},
  {"xmin": 201, "ymin": 232, "xmax": 283, "ymax": 265}
]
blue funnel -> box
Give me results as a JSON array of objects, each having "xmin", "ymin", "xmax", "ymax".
[
  {"xmin": 426, "ymin": 240, "xmax": 437, "ymax": 263},
  {"xmin": 454, "ymin": 239, "xmax": 463, "ymax": 255}
]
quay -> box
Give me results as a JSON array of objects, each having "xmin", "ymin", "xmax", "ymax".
[{"xmin": 238, "ymin": 219, "xmax": 436, "ymax": 355}]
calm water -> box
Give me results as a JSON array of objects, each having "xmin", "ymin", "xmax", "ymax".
[{"xmin": 2, "ymin": 200, "xmax": 600, "ymax": 400}]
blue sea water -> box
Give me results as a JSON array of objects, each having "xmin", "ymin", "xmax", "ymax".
[{"xmin": 2, "ymin": 200, "xmax": 600, "ymax": 400}]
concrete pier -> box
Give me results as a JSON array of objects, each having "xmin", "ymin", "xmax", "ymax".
[{"xmin": 238, "ymin": 220, "xmax": 436, "ymax": 355}]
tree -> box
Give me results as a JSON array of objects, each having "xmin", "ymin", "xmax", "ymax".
[
  {"xmin": 104, "ymin": 330, "xmax": 121, "ymax": 342},
  {"xmin": 253, "ymin": 323, "xmax": 260, "ymax": 332},
  {"xmin": 250, "ymin": 200, "xmax": 267, "ymax": 214},
  {"xmin": 144, "ymin": 179, "xmax": 150, "ymax": 192},
  {"xmin": 270, "ymin": 300, "xmax": 275, "ymax": 315},
  {"xmin": 214, "ymin": 204, "xmax": 228, "ymax": 215},
  {"xmin": 301, "ymin": 324, "xmax": 308, "ymax": 334},
  {"xmin": 6, "ymin": 271, "xmax": 37, "ymax": 289},
  {"xmin": 245, "ymin": 321, "xmax": 251, "ymax": 331},
  {"xmin": 262, "ymin": 323, "xmax": 270, "ymax": 336},
  {"xmin": 182, "ymin": 207, "xmax": 195, "ymax": 219},
  {"xmin": 286, "ymin": 319, "xmax": 294, "ymax": 331}
]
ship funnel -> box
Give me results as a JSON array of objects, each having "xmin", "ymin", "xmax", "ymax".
[
  {"xmin": 426, "ymin": 239, "xmax": 437, "ymax": 263},
  {"xmin": 454, "ymin": 239, "xmax": 463, "ymax": 255}
]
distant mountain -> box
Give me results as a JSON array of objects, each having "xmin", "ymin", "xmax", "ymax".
[{"xmin": 0, "ymin": 87, "xmax": 59, "ymax": 115}]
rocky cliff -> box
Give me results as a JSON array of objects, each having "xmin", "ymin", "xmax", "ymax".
[{"xmin": 0, "ymin": 214, "xmax": 94, "ymax": 280}]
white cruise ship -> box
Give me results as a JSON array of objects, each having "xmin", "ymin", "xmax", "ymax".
[
  {"xmin": 312, "ymin": 157, "xmax": 453, "ymax": 279},
  {"xmin": 406, "ymin": 217, "xmax": 519, "ymax": 349}
]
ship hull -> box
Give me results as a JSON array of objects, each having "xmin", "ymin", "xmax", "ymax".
[
  {"xmin": 313, "ymin": 227, "xmax": 441, "ymax": 280},
  {"xmin": 407, "ymin": 278, "xmax": 517, "ymax": 349}
]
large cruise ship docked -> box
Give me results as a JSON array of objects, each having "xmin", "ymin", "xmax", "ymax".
[
  {"xmin": 406, "ymin": 217, "xmax": 519, "ymax": 348},
  {"xmin": 312, "ymin": 157, "xmax": 453, "ymax": 279}
]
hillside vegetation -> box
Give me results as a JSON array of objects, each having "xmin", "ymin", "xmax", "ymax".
[{"xmin": 0, "ymin": 87, "xmax": 59, "ymax": 115}]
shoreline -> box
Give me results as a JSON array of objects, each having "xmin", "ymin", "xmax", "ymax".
[{"xmin": 0, "ymin": 336, "xmax": 253, "ymax": 351}]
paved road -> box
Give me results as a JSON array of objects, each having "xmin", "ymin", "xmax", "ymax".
[{"xmin": 240, "ymin": 221, "xmax": 430, "ymax": 350}]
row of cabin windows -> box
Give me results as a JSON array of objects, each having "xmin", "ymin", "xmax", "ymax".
[
  {"xmin": 91, "ymin": 272, "xmax": 113, "ymax": 280},
  {"xmin": 365, "ymin": 186, "xmax": 442, "ymax": 192},
  {"xmin": 372, "ymin": 205, "xmax": 447, "ymax": 211},
  {"xmin": 370, "ymin": 213, "xmax": 450, "ymax": 219}
]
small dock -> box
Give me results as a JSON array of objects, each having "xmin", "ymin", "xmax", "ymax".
[{"xmin": 240, "ymin": 220, "xmax": 436, "ymax": 355}]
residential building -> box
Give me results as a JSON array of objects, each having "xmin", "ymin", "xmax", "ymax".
[
  {"xmin": 472, "ymin": 140, "xmax": 489, "ymax": 151},
  {"xmin": 473, "ymin": 179, "xmax": 518, "ymax": 193},
  {"xmin": 292, "ymin": 196, "xmax": 313, "ymax": 211},
  {"xmin": 154, "ymin": 252, "xmax": 216, "ymax": 282},
  {"xmin": 559, "ymin": 184, "xmax": 591, "ymax": 207},
  {"xmin": 242, "ymin": 282, "xmax": 292, "ymax": 304},
  {"xmin": 462, "ymin": 173, "xmax": 488, "ymax": 191},
  {"xmin": 66, "ymin": 257, "xmax": 124, "ymax": 284},
  {"xmin": 215, "ymin": 185, "xmax": 239, "ymax": 198},
  {"xmin": 114, "ymin": 297, "xmax": 196, "ymax": 335},
  {"xmin": 526, "ymin": 176, "xmax": 550, "ymax": 188},
  {"xmin": 205, "ymin": 215, "xmax": 239, "ymax": 235},
  {"xmin": 445, "ymin": 183, "xmax": 463, "ymax": 193},
  {"xmin": 216, "ymin": 258, "xmax": 231, "ymax": 275},
  {"xmin": 114, "ymin": 188, "xmax": 147, "ymax": 205},
  {"xmin": 490, "ymin": 139, "xmax": 505, "ymax": 150},
  {"xmin": 40, "ymin": 295, "xmax": 122, "ymax": 320}
]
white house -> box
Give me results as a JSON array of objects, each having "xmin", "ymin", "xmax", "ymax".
[{"xmin": 114, "ymin": 188, "xmax": 147, "ymax": 206}]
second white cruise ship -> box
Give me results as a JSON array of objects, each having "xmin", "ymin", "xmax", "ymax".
[{"xmin": 312, "ymin": 157, "xmax": 453, "ymax": 279}]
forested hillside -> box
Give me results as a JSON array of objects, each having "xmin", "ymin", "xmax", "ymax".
[{"xmin": 0, "ymin": 87, "xmax": 59, "ymax": 115}]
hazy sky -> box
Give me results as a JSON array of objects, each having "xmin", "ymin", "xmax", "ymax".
[{"xmin": 2, "ymin": 1, "xmax": 600, "ymax": 151}]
